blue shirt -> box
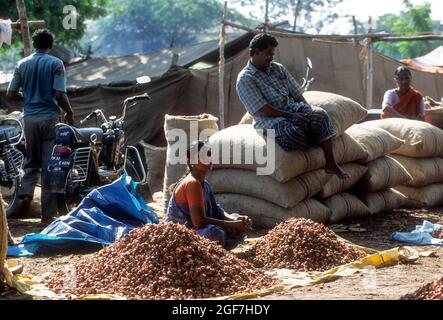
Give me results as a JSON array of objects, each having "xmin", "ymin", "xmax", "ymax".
[
  {"xmin": 236, "ymin": 61, "xmax": 305, "ymax": 129},
  {"xmin": 7, "ymin": 52, "xmax": 66, "ymax": 117}
]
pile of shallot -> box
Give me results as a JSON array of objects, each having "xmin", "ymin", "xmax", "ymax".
[
  {"xmin": 242, "ymin": 218, "xmax": 367, "ymax": 272},
  {"xmin": 44, "ymin": 222, "xmax": 278, "ymax": 299},
  {"xmin": 402, "ymin": 278, "xmax": 443, "ymax": 300}
]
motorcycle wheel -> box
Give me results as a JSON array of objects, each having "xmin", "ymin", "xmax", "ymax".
[
  {"xmin": 125, "ymin": 158, "xmax": 143, "ymax": 182},
  {"xmin": 3, "ymin": 177, "xmax": 20, "ymax": 217},
  {"xmin": 55, "ymin": 176, "xmax": 83, "ymax": 216},
  {"xmin": 56, "ymin": 193, "xmax": 70, "ymax": 216}
]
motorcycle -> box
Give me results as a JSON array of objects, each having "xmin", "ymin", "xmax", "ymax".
[
  {"xmin": 45, "ymin": 90, "xmax": 151, "ymax": 215},
  {"xmin": 301, "ymin": 57, "xmax": 314, "ymax": 91},
  {"xmin": 0, "ymin": 114, "xmax": 25, "ymax": 217}
]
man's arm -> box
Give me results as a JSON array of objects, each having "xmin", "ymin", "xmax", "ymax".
[
  {"xmin": 6, "ymin": 64, "xmax": 23, "ymax": 101},
  {"xmin": 283, "ymin": 66, "xmax": 308, "ymax": 104},
  {"xmin": 54, "ymin": 91, "xmax": 74, "ymax": 125},
  {"xmin": 6, "ymin": 90, "xmax": 23, "ymax": 101},
  {"xmin": 259, "ymin": 104, "xmax": 305, "ymax": 120},
  {"xmin": 53, "ymin": 61, "xmax": 74, "ymax": 125}
]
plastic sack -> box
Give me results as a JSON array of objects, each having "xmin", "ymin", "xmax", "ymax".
[{"xmin": 390, "ymin": 220, "xmax": 443, "ymax": 246}]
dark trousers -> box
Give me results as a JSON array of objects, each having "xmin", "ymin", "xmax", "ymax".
[{"xmin": 17, "ymin": 115, "xmax": 59, "ymax": 217}]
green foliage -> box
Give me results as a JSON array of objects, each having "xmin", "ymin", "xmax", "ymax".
[
  {"xmin": 0, "ymin": 0, "xmax": 109, "ymax": 49},
  {"xmin": 235, "ymin": 0, "xmax": 344, "ymax": 33},
  {"xmin": 373, "ymin": 3, "xmax": 443, "ymax": 59},
  {"xmin": 84, "ymin": 0, "xmax": 253, "ymax": 56}
]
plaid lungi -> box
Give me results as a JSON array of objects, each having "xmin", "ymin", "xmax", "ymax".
[{"xmin": 273, "ymin": 104, "xmax": 337, "ymax": 151}]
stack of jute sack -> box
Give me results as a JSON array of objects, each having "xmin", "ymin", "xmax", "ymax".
[
  {"xmin": 208, "ymin": 92, "xmax": 368, "ymax": 228},
  {"xmin": 343, "ymin": 123, "xmax": 412, "ymax": 217},
  {"xmin": 360, "ymin": 119, "xmax": 443, "ymax": 209}
]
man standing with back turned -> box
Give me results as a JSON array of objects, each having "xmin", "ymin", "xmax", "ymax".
[{"xmin": 6, "ymin": 29, "xmax": 74, "ymax": 224}]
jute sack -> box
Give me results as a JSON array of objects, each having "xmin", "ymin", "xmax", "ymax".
[
  {"xmin": 303, "ymin": 91, "xmax": 367, "ymax": 135},
  {"xmin": 321, "ymin": 193, "xmax": 370, "ymax": 223},
  {"xmin": 358, "ymin": 188, "xmax": 410, "ymax": 215},
  {"xmin": 139, "ymin": 141, "xmax": 167, "ymax": 192},
  {"xmin": 163, "ymin": 114, "xmax": 219, "ymax": 208},
  {"xmin": 209, "ymin": 124, "xmax": 367, "ymax": 183},
  {"xmin": 345, "ymin": 124, "xmax": 404, "ymax": 162},
  {"xmin": 355, "ymin": 156, "xmax": 412, "ymax": 192},
  {"xmin": 390, "ymin": 155, "xmax": 443, "ymax": 187},
  {"xmin": 424, "ymin": 107, "xmax": 443, "ymax": 129},
  {"xmin": 215, "ymin": 194, "xmax": 331, "ymax": 228},
  {"xmin": 238, "ymin": 91, "xmax": 367, "ymax": 135},
  {"xmin": 1, "ymin": 194, "xmax": 7, "ymax": 276},
  {"xmin": 317, "ymin": 163, "xmax": 368, "ymax": 199},
  {"xmin": 359, "ymin": 119, "xmax": 443, "ymax": 158},
  {"xmin": 208, "ymin": 168, "xmax": 328, "ymax": 208},
  {"xmin": 239, "ymin": 112, "xmax": 254, "ymax": 125},
  {"xmin": 394, "ymin": 184, "xmax": 443, "ymax": 208}
]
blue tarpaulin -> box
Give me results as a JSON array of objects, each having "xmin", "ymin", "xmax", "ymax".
[
  {"xmin": 8, "ymin": 174, "xmax": 159, "ymax": 257},
  {"xmin": 390, "ymin": 220, "xmax": 443, "ymax": 246}
]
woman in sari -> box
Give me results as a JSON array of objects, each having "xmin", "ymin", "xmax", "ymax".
[
  {"xmin": 165, "ymin": 140, "xmax": 252, "ymax": 250},
  {"xmin": 381, "ymin": 66, "xmax": 425, "ymax": 120}
]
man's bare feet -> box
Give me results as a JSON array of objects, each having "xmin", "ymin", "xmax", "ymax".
[{"xmin": 324, "ymin": 164, "xmax": 350, "ymax": 179}]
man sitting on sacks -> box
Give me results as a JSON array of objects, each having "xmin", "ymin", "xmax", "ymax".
[
  {"xmin": 236, "ymin": 33, "xmax": 349, "ymax": 179},
  {"xmin": 381, "ymin": 66, "xmax": 425, "ymax": 121}
]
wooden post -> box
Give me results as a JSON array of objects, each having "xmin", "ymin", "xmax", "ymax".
[
  {"xmin": 264, "ymin": 0, "xmax": 270, "ymax": 32},
  {"xmin": 15, "ymin": 0, "xmax": 32, "ymax": 57},
  {"xmin": 0, "ymin": 192, "xmax": 7, "ymax": 280},
  {"xmin": 11, "ymin": 20, "xmax": 45, "ymax": 29},
  {"xmin": 351, "ymin": 16, "xmax": 358, "ymax": 45},
  {"xmin": 218, "ymin": 1, "xmax": 228, "ymax": 129},
  {"xmin": 366, "ymin": 16, "xmax": 373, "ymax": 109},
  {"xmin": 352, "ymin": 16, "xmax": 358, "ymax": 35},
  {"xmin": 292, "ymin": 0, "xmax": 302, "ymax": 32}
]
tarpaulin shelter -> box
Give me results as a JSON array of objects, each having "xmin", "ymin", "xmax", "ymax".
[
  {"xmin": 401, "ymin": 46, "xmax": 443, "ymax": 74},
  {"xmin": 2, "ymin": 32, "xmax": 443, "ymax": 147}
]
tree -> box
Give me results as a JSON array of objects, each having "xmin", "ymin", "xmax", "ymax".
[
  {"xmin": 234, "ymin": 0, "xmax": 344, "ymax": 33},
  {"xmin": 84, "ymin": 0, "xmax": 253, "ymax": 56},
  {"xmin": 373, "ymin": 4, "xmax": 443, "ymax": 59},
  {"xmin": 0, "ymin": 0, "xmax": 109, "ymax": 50}
]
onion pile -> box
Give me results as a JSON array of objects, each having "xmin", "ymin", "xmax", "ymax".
[{"xmin": 44, "ymin": 222, "xmax": 278, "ymax": 299}]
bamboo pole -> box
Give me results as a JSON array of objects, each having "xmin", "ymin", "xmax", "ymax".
[
  {"xmin": 218, "ymin": 1, "xmax": 228, "ymax": 129},
  {"xmin": 15, "ymin": 0, "xmax": 32, "ymax": 57},
  {"xmin": 11, "ymin": 20, "xmax": 45, "ymax": 29},
  {"xmin": 224, "ymin": 20, "xmax": 441, "ymax": 43},
  {"xmin": 0, "ymin": 192, "xmax": 7, "ymax": 280},
  {"xmin": 366, "ymin": 17, "xmax": 373, "ymax": 109},
  {"xmin": 374, "ymin": 35, "xmax": 443, "ymax": 42},
  {"xmin": 264, "ymin": 0, "xmax": 270, "ymax": 32}
]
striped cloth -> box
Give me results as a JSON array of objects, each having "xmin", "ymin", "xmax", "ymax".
[{"xmin": 274, "ymin": 103, "xmax": 337, "ymax": 151}]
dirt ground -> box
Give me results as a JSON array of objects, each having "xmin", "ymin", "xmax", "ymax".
[{"xmin": 1, "ymin": 192, "xmax": 443, "ymax": 300}]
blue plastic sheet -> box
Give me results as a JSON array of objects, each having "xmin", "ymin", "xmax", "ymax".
[
  {"xmin": 390, "ymin": 220, "xmax": 443, "ymax": 246},
  {"xmin": 8, "ymin": 174, "xmax": 158, "ymax": 257}
]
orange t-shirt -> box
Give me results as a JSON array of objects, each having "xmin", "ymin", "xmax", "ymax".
[{"xmin": 173, "ymin": 175, "xmax": 205, "ymax": 209}]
